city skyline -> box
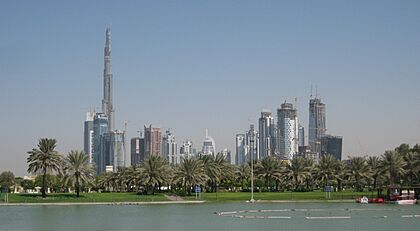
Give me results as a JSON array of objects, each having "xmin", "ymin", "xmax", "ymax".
[{"xmin": 1, "ymin": 1, "xmax": 420, "ymax": 175}]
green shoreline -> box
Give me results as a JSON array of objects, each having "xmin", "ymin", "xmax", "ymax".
[{"xmin": 0, "ymin": 191, "xmax": 369, "ymax": 204}]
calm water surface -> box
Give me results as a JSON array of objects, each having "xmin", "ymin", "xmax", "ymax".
[{"xmin": 0, "ymin": 202, "xmax": 419, "ymax": 231}]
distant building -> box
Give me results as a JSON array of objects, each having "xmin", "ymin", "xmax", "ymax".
[
  {"xmin": 83, "ymin": 111, "xmax": 95, "ymax": 163},
  {"xmin": 163, "ymin": 129, "xmax": 177, "ymax": 164},
  {"xmin": 259, "ymin": 111, "xmax": 275, "ymax": 158},
  {"xmin": 100, "ymin": 130, "xmax": 126, "ymax": 174},
  {"xmin": 320, "ymin": 135, "xmax": 343, "ymax": 160},
  {"xmin": 93, "ymin": 113, "xmax": 109, "ymax": 175},
  {"xmin": 179, "ymin": 140, "xmax": 194, "ymax": 162},
  {"xmin": 235, "ymin": 134, "xmax": 246, "ymax": 165},
  {"xmin": 131, "ymin": 135, "xmax": 145, "ymax": 165},
  {"xmin": 246, "ymin": 124, "xmax": 259, "ymax": 161},
  {"xmin": 220, "ymin": 148, "xmax": 232, "ymax": 164},
  {"xmin": 309, "ymin": 98, "xmax": 326, "ymax": 155},
  {"xmin": 202, "ymin": 129, "xmax": 216, "ymax": 155},
  {"xmin": 144, "ymin": 125, "xmax": 162, "ymax": 158},
  {"xmin": 277, "ymin": 102, "xmax": 298, "ymax": 160},
  {"xmin": 298, "ymin": 125, "xmax": 305, "ymax": 147}
]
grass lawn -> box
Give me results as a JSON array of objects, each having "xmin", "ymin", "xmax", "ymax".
[
  {"xmin": 183, "ymin": 190, "xmax": 371, "ymax": 202},
  {"xmin": 0, "ymin": 192, "xmax": 168, "ymax": 203},
  {"xmin": 1, "ymin": 190, "xmax": 373, "ymax": 203}
]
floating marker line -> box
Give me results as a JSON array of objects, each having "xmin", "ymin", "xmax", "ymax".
[{"xmin": 306, "ymin": 216, "xmax": 351, "ymax": 220}]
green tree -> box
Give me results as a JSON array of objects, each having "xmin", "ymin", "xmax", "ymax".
[
  {"xmin": 255, "ymin": 156, "xmax": 283, "ymax": 191},
  {"xmin": 316, "ymin": 154, "xmax": 337, "ymax": 187},
  {"xmin": 402, "ymin": 151, "xmax": 419, "ymax": 186},
  {"xmin": 346, "ymin": 156, "xmax": 370, "ymax": 191},
  {"xmin": 199, "ymin": 154, "xmax": 222, "ymax": 192},
  {"xmin": 286, "ymin": 157, "xmax": 309, "ymax": 191},
  {"xmin": 367, "ymin": 156, "xmax": 382, "ymax": 190},
  {"xmin": 334, "ymin": 160, "xmax": 346, "ymax": 192},
  {"xmin": 0, "ymin": 171, "xmax": 15, "ymax": 192},
  {"xmin": 20, "ymin": 179, "xmax": 35, "ymax": 190},
  {"xmin": 380, "ymin": 150, "xmax": 405, "ymax": 186},
  {"xmin": 27, "ymin": 138, "xmax": 63, "ymax": 198},
  {"xmin": 302, "ymin": 158, "xmax": 315, "ymax": 191},
  {"xmin": 236, "ymin": 164, "xmax": 250, "ymax": 190},
  {"xmin": 64, "ymin": 150, "xmax": 94, "ymax": 197},
  {"xmin": 139, "ymin": 155, "xmax": 171, "ymax": 194},
  {"xmin": 173, "ymin": 158, "xmax": 207, "ymax": 195}
]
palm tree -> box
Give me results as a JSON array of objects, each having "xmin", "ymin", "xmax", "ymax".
[
  {"xmin": 236, "ymin": 164, "xmax": 250, "ymax": 190},
  {"xmin": 402, "ymin": 151, "xmax": 419, "ymax": 186},
  {"xmin": 346, "ymin": 156, "xmax": 370, "ymax": 191},
  {"xmin": 64, "ymin": 150, "xmax": 94, "ymax": 197},
  {"xmin": 27, "ymin": 138, "xmax": 63, "ymax": 198},
  {"xmin": 139, "ymin": 155, "xmax": 171, "ymax": 194},
  {"xmin": 199, "ymin": 154, "xmax": 222, "ymax": 192},
  {"xmin": 302, "ymin": 158, "xmax": 315, "ymax": 191},
  {"xmin": 287, "ymin": 157, "xmax": 309, "ymax": 191},
  {"xmin": 255, "ymin": 156, "xmax": 282, "ymax": 191},
  {"xmin": 380, "ymin": 150, "xmax": 405, "ymax": 186},
  {"xmin": 173, "ymin": 158, "xmax": 207, "ymax": 195},
  {"xmin": 367, "ymin": 156, "xmax": 382, "ymax": 190},
  {"xmin": 316, "ymin": 154, "xmax": 337, "ymax": 187}
]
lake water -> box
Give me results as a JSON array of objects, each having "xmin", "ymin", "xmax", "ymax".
[{"xmin": 0, "ymin": 202, "xmax": 419, "ymax": 231}]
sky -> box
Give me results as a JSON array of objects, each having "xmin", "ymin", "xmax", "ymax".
[{"xmin": 1, "ymin": 0, "xmax": 419, "ymax": 176}]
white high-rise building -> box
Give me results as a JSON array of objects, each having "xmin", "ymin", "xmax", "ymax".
[
  {"xmin": 309, "ymin": 97, "xmax": 326, "ymax": 155},
  {"xmin": 179, "ymin": 140, "xmax": 194, "ymax": 162},
  {"xmin": 259, "ymin": 111, "xmax": 275, "ymax": 158},
  {"xmin": 163, "ymin": 129, "xmax": 177, "ymax": 164},
  {"xmin": 246, "ymin": 124, "xmax": 259, "ymax": 161},
  {"xmin": 202, "ymin": 129, "xmax": 216, "ymax": 155},
  {"xmin": 235, "ymin": 134, "xmax": 246, "ymax": 165},
  {"xmin": 83, "ymin": 111, "xmax": 95, "ymax": 163},
  {"xmin": 277, "ymin": 102, "xmax": 298, "ymax": 160}
]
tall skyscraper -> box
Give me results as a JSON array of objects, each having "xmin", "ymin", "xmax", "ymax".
[
  {"xmin": 298, "ymin": 125, "xmax": 305, "ymax": 147},
  {"xmin": 308, "ymin": 98, "xmax": 326, "ymax": 155},
  {"xmin": 83, "ymin": 111, "xmax": 95, "ymax": 163},
  {"xmin": 93, "ymin": 113, "xmax": 108, "ymax": 175},
  {"xmin": 277, "ymin": 102, "xmax": 298, "ymax": 160},
  {"xmin": 144, "ymin": 125, "xmax": 162, "ymax": 158},
  {"xmin": 163, "ymin": 129, "xmax": 177, "ymax": 164},
  {"xmin": 246, "ymin": 124, "xmax": 259, "ymax": 161},
  {"xmin": 202, "ymin": 129, "xmax": 216, "ymax": 155},
  {"xmin": 100, "ymin": 130, "xmax": 126, "ymax": 173},
  {"xmin": 235, "ymin": 134, "xmax": 246, "ymax": 165},
  {"xmin": 85, "ymin": 28, "xmax": 126, "ymax": 175},
  {"xmin": 131, "ymin": 134, "xmax": 145, "ymax": 165},
  {"xmin": 102, "ymin": 28, "xmax": 114, "ymax": 131},
  {"xmin": 258, "ymin": 111, "xmax": 275, "ymax": 158},
  {"xmin": 320, "ymin": 135, "xmax": 342, "ymax": 160}
]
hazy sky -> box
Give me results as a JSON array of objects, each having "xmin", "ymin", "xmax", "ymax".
[{"xmin": 1, "ymin": 0, "xmax": 419, "ymax": 176}]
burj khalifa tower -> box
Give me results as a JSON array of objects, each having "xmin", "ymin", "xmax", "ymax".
[{"xmin": 102, "ymin": 27, "xmax": 114, "ymax": 131}]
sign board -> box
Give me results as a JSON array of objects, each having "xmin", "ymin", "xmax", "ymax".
[
  {"xmin": 2, "ymin": 186, "xmax": 7, "ymax": 193},
  {"xmin": 195, "ymin": 186, "xmax": 201, "ymax": 193},
  {"xmin": 324, "ymin": 186, "xmax": 332, "ymax": 192}
]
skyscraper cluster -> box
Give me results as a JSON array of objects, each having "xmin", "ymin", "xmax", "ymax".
[
  {"xmin": 84, "ymin": 28, "xmax": 127, "ymax": 175},
  {"xmin": 83, "ymin": 29, "xmax": 341, "ymax": 175},
  {"xmin": 235, "ymin": 96, "xmax": 343, "ymax": 165}
]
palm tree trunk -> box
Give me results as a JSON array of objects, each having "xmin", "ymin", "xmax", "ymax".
[
  {"xmin": 76, "ymin": 175, "xmax": 80, "ymax": 198},
  {"xmin": 42, "ymin": 168, "xmax": 47, "ymax": 198}
]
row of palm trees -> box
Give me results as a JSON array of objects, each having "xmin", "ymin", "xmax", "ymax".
[
  {"xmin": 27, "ymin": 138, "xmax": 93, "ymax": 198},
  {"xmin": 26, "ymin": 138, "xmax": 420, "ymax": 198}
]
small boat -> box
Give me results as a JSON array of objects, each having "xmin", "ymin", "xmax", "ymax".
[
  {"xmin": 395, "ymin": 195, "xmax": 417, "ymax": 205},
  {"xmin": 356, "ymin": 196, "xmax": 369, "ymax": 204}
]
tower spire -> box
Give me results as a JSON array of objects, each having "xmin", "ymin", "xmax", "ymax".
[{"xmin": 102, "ymin": 27, "xmax": 114, "ymax": 131}]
